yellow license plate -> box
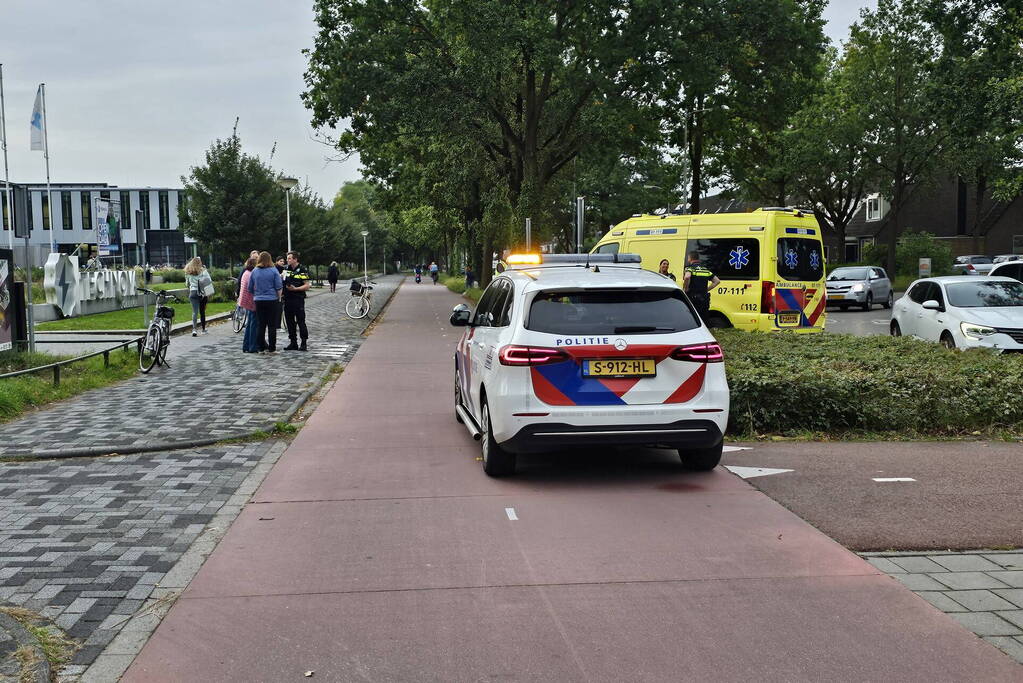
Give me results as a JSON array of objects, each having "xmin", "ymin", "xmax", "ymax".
[
  {"xmin": 583, "ymin": 359, "xmax": 656, "ymax": 377},
  {"xmin": 778, "ymin": 313, "xmax": 800, "ymax": 325},
  {"xmin": 829, "ymin": 294, "xmax": 843, "ymax": 300}
]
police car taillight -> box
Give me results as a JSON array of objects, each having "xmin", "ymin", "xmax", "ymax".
[
  {"xmin": 498, "ymin": 345, "xmax": 568, "ymax": 366},
  {"xmin": 761, "ymin": 281, "xmax": 776, "ymax": 314},
  {"xmin": 670, "ymin": 343, "xmax": 724, "ymax": 363}
]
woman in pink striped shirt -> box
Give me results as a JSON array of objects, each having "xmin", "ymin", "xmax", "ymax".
[{"xmin": 238, "ymin": 257, "xmax": 259, "ymax": 353}]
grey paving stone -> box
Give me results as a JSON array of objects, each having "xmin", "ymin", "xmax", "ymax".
[
  {"xmin": 947, "ymin": 612, "xmax": 1022, "ymax": 637},
  {"xmin": 998, "ymin": 611, "xmax": 1023, "ymax": 629},
  {"xmin": 915, "ymin": 591, "xmax": 969, "ymax": 613},
  {"xmin": 929, "ymin": 572, "xmax": 1011, "ymax": 591},
  {"xmin": 982, "ymin": 637, "xmax": 1023, "ymax": 665},
  {"xmin": 890, "ymin": 556, "xmax": 949, "ymax": 573},
  {"xmin": 893, "ymin": 573, "xmax": 950, "ymax": 591},
  {"xmin": 928, "ymin": 554, "xmax": 1003, "ymax": 572},
  {"xmin": 865, "ymin": 557, "xmax": 905, "ymax": 574},
  {"xmin": 945, "ymin": 590, "xmax": 1019, "ymax": 612},
  {"xmin": 988, "ymin": 571, "xmax": 1023, "ymax": 588},
  {"xmin": 983, "ymin": 554, "xmax": 1023, "ymax": 570},
  {"xmin": 994, "ymin": 589, "xmax": 1023, "ymax": 609}
]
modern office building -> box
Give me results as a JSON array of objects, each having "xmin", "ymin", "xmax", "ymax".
[{"xmin": 0, "ymin": 182, "xmax": 197, "ymax": 267}]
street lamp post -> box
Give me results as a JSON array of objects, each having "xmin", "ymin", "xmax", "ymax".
[
  {"xmin": 277, "ymin": 177, "xmax": 299, "ymax": 252},
  {"xmin": 361, "ymin": 230, "xmax": 369, "ymax": 283}
]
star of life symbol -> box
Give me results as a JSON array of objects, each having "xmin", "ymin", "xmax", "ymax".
[
  {"xmin": 728, "ymin": 246, "xmax": 750, "ymax": 269},
  {"xmin": 784, "ymin": 249, "xmax": 798, "ymax": 269},
  {"xmin": 809, "ymin": 251, "xmax": 820, "ymax": 269}
]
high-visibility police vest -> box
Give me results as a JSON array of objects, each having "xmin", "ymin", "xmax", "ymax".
[{"xmin": 685, "ymin": 262, "xmax": 715, "ymax": 299}]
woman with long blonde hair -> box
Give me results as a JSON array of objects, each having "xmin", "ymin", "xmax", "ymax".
[{"xmin": 184, "ymin": 256, "xmax": 211, "ymax": 336}]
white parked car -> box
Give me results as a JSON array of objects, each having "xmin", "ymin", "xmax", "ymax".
[
  {"xmin": 890, "ymin": 276, "xmax": 1023, "ymax": 351},
  {"xmin": 450, "ymin": 253, "xmax": 730, "ymax": 476},
  {"xmin": 989, "ymin": 260, "xmax": 1023, "ymax": 283}
]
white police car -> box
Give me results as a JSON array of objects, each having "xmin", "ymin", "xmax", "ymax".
[{"xmin": 450, "ymin": 253, "xmax": 730, "ymax": 476}]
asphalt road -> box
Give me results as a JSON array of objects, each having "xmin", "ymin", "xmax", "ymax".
[
  {"xmin": 822, "ymin": 302, "xmax": 895, "ymax": 336},
  {"xmin": 125, "ymin": 282, "xmax": 1021, "ymax": 682},
  {"xmin": 722, "ymin": 440, "xmax": 1023, "ymax": 551}
]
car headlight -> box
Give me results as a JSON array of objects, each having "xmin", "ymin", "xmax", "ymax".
[
  {"xmin": 850, "ymin": 283, "xmax": 865, "ymax": 292},
  {"xmin": 960, "ymin": 321, "xmax": 996, "ymax": 339}
]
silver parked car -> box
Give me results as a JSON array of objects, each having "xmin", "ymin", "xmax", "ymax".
[
  {"xmin": 825, "ymin": 266, "xmax": 893, "ymax": 311},
  {"xmin": 953, "ymin": 255, "xmax": 995, "ymax": 275}
]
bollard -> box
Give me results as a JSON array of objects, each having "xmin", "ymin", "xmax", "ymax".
[
  {"xmin": 103, "ymin": 350, "xmax": 110, "ymax": 368},
  {"xmin": 53, "ymin": 365, "xmax": 60, "ymax": 387}
]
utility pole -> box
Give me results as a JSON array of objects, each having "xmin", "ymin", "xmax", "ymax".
[{"xmin": 575, "ymin": 197, "xmax": 585, "ymax": 253}]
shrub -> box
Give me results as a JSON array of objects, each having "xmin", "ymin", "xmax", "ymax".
[
  {"xmin": 160, "ymin": 268, "xmax": 186, "ymax": 282},
  {"xmin": 442, "ymin": 275, "xmax": 483, "ymax": 303},
  {"xmin": 860, "ymin": 231, "xmax": 954, "ymax": 276},
  {"xmin": 717, "ymin": 329, "xmax": 1023, "ymax": 438},
  {"xmin": 210, "ymin": 280, "xmax": 236, "ymax": 303}
]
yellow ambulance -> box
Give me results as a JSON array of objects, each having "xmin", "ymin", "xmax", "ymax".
[{"xmin": 591, "ymin": 208, "xmax": 827, "ymax": 332}]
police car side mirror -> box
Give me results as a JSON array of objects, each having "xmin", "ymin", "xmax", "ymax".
[{"xmin": 450, "ymin": 304, "xmax": 472, "ymax": 327}]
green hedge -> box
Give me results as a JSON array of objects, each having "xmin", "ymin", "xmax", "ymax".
[
  {"xmin": 718, "ymin": 329, "xmax": 1023, "ymax": 438},
  {"xmin": 442, "ymin": 275, "xmax": 483, "ymax": 303}
]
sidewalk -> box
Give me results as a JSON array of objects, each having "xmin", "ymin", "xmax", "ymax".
[
  {"xmin": 124, "ymin": 281, "xmax": 1021, "ymax": 681},
  {"xmin": 0, "ymin": 277, "xmax": 401, "ymax": 459}
]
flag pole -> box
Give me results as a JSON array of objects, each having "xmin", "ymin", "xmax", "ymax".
[
  {"xmin": 0, "ymin": 64, "xmax": 14, "ymax": 252},
  {"xmin": 40, "ymin": 83, "xmax": 54, "ymax": 245}
]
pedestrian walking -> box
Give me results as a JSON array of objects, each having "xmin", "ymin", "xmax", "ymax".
[
  {"xmin": 248, "ymin": 251, "xmax": 284, "ymax": 353},
  {"xmin": 683, "ymin": 251, "xmax": 720, "ymax": 322},
  {"xmin": 327, "ymin": 261, "xmax": 340, "ymax": 293},
  {"xmin": 282, "ymin": 251, "xmax": 311, "ymax": 351},
  {"xmin": 464, "ymin": 265, "xmax": 475, "ymax": 290},
  {"xmin": 275, "ymin": 257, "xmax": 286, "ymax": 329},
  {"xmin": 184, "ymin": 257, "xmax": 214, "ymax": 336},
  {"xmin": 238, "ymin": 257, "xmax": 260, "ymax": 353},
  {"xmin": 658, "ymin": 259, "xmax": 676, "ymax": 281}
]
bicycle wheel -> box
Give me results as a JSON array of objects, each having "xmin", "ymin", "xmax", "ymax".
[
  {"xmin": 232, "ymin": 307, "xmax": 246, "ymax": 333},
  {"xmin": 139, "ymin": 327, "xmax": 160, "ymax": 373},
  {"xmin": 345, "ymin": 295, "xmax": 369, "ymax": 319}
]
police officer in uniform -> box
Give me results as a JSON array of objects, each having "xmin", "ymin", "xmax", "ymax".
[
  {"xmin": 683, "ymin": 251, "xmax": 720, "ymax": 322},
  {"xmin": 282, "ymin": 251, "xmax": 311, "ymax": 351}
]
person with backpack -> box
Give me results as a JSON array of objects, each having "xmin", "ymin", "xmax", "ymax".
[{"xmin": 184, "ymin": 257, "xmax": 214, "ymax": 336}]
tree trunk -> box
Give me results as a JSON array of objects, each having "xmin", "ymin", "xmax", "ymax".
[
  {"xmin": 480, "ymin": 234, "xmax": 494, "ymax": 289},
  {"xmin": 888, "ymin": 175, "xmax": 904, "ymax": 275},
  {"xmin": 688, "ymin": 106, "xmax": 703, "ymax": 214}
]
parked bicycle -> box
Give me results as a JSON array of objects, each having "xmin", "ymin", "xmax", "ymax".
[
  {"xmin": 137, "ymin": 288, "xmax": 180, "ymax": 373},
  {"xmin": 346, "ymin": 277, "xmax": 375, "ymax": 319},
  {"xmin": 229, "ymin": 277, "xmax": 247, "ymax": 333}
]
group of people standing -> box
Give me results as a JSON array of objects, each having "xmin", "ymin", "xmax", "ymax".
[
  {"xmin": 657, "ymin": 253, "xmax": 721, "ymax": 320},
  {"xmin": 236, "ymin": 250, "xmax": 311, "ymax": 354}
]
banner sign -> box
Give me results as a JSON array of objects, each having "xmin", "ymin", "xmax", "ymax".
[
  {"xmin": 0, "ymin": 251, "xmax": 12, "ymax": 352},
  {"xmin": 918, "ymin": 257, "xmax": 932, "ymax": 278},
  {"xmin": 96, "ymin": 198, "xmax": 122, "ymax": 256}
]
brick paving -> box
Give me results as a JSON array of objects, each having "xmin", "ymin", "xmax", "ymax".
[
  {"xmin": 0, "ymin": 441, "xmax": 284, "ymax": 678},
  {"xmin": 0, "ymin": 276, "xmax": 400, "ymax": 458},
  {"xmin": 863, "ymin": 551, "xmax": 1023, "ymax": 664}
]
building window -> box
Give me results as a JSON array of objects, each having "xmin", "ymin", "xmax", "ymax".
[
  {"xmin": 1, "ymin": 191, "xmax": 8, "ymax": 231},
  {"xmin": 865, "ymin": 194, "xmax": 889, "ymax": 222},
  {"xmin": 41, "ymin": 193, "xmax": 49, "ymax": 230},
  {"xmin": 139, "ymin": 191, "xmax": 150, "ymax": 229},
  {"xmin": 27, "ymin": 193, "xmax": 34, "ymax": 231},
  {"xmin": 159, "ymin": 190, "xmax": 169, "ymax": 229},
  {"xmin": 100, "ymin": 190, "xmax": 110, "ymax": 201},
  {"xmin": 62, "ymin": 191, "xmax": 73, "ymax": 230},
  {"xmin": 121, "ymin": 191, "xmax": 131, "ymax": 229},
  {"xmin": 81, "ymin": 192, "xmax": 92, "ymax": 230}
]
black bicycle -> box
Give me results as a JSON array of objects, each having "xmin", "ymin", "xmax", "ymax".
[{"xmin": 137, "ymin": 288, "xmax": 180, "ymax": 373}]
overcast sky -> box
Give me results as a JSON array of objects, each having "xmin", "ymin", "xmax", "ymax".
[{"xmin": 1, "ymin": 1, "xmax": 875, "ymax": 203}]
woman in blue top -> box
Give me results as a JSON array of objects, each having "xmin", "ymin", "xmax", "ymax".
[{"xmin": 247, "ymin": 251, "xmax": 284, "ymax": 353}]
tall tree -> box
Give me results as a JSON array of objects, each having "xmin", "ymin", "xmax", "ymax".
[{"xmin": 846, "ymin": 0, "xmax": 945, "ymax": 271}]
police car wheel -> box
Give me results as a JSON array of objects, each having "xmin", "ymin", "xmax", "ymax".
[
  {"xmin": 481, "ymin": 399, "xmax": 515, "ymax": 477},
  {"xmin": 679, "ymin": 442, "xmax": 722, "ymax": 472},
  {"xmin": 890, "ymin": 320, "xmax": 901, "ymax": 337}
]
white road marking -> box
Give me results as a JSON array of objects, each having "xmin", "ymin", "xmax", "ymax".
[
  {"xmin": 871, "ymin": 319, "xmax": 890, "ymax": 325},
  {"xmin": 872, "ymin": 477, "xmax": 916, "ymax": 482},
  {"xmin": 724, "ymin": 465, "xmax": 794, "ymax": 479},
  {"xmin": 505, "ymin": 507, "xmax": 518, "ymax": 521},
  {"xmin": 722, "ymin": 446, "xmax": 752, "ymax": 453}
]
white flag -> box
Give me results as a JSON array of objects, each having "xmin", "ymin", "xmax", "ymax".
[{"xmin": 30, "ymin": 85, "xmax": 44, "ymax": 151}]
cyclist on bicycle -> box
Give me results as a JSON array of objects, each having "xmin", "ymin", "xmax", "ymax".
[{"xmin": 429, "ymin": 261, "xmax": 439, "ymax": 284}]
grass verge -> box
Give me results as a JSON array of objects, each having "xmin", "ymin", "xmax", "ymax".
[
  {"xmin": 442, "ymin": 275, "xmax": 483, "ymax": 303},
  {"xmin": 0, "ymin": 349, "xmax": 138, "ymax": 423},
  {"xmin": 718, "ymin": 328, "xmax": 1023, "ymax": 439},
  {"xmin": 36, "ymin": 302, "xmax": 234, "ymax": 331},
  {"xmin": 1, "ymin": 606, "xmax": 78, "ymax": 674}
]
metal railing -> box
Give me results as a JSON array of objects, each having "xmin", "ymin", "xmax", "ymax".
[{"xmin": 0, "ymin": 336, "xmax": 143, "ymax": 386}]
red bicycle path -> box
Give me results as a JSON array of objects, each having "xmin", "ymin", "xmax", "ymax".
[{"xmin": 124, "ymin": 281, "xmax": 1021, "ymax": 682}]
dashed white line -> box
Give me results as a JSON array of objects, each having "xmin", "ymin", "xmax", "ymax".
[
  {"xmin": 505, "ymin": 507, "xmax": 518, "ymax": 521},
  {"xmin": 872, "ymin": 477, "xmax": 916, "ymax": 482}
]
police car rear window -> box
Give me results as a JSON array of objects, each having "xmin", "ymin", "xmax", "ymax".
[{"xmin": 527, "ymin": 290, "xmax": 699, "ymax": 335}]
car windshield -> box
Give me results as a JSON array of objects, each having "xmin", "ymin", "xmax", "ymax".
[
  {"xmin": 527, "ymin": 289, "xmax": 699, "ymax": 335},
  {"xmin": 945, "ymin": 281, "xmax": 1023, "ymax": 308},
  {"xmin": 827, "ymin": 267, "xmax": 869, "ymax": 281}
]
